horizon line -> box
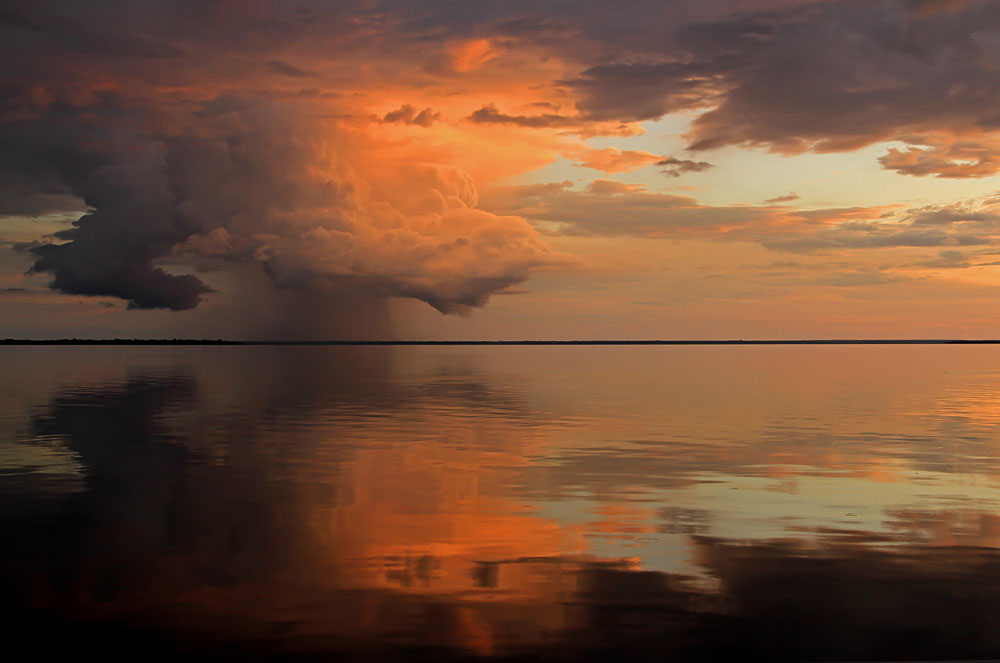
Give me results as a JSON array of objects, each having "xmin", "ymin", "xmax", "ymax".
[{"xmin": 6, "ymin": 338, "xmax": 1000, "ymax": 346}]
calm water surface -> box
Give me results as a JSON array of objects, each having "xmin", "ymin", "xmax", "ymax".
[{"xmin": 4, "ymin": 345, "xmax": 1000, "ymax": 661}]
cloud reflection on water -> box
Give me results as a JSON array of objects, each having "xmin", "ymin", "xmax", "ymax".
[{"xmin": 3, "ymin": 346, "xmax": 1000, "ymax": 660}]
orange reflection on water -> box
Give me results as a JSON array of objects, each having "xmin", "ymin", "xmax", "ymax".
[{"xmin": 6, "ymin": 346, "xmax": 1000, "ymax": 659}]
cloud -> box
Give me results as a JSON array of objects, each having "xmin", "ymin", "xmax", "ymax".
[
  {"xmin": 466, "ymin": 104, "xmax": 577, "ymax": 129},
  {"xmin": 903, "ymin": 0, "xmax": 972, "ymax": 15},
  {"xmin": 656, "ymin": 156, "xmax": 714, "ymax": 177},
  {"xmin": 23, "ymin": 141, "xmax": 215, "ymax": 311},
  {"xmin": 760, "ymin": 201, "xmax": 1000, "ymax": 252},
  {"xmin": 446, "ymin": 38, "xmax": 498, "ymax": 72},
  {"xmin": 558, "ymin": 0, "xmax": 1000, "ymax": 177},
  {"xmin": 563, "ymin": 146, "xmax": 663, "ymax": 173},
  {"xmin": 879, "ymin": 132, "xmax": 1000, "ymax": 178},
  {"xmin": 267, "ymin": 60, "xmax": 317, "ymax": 78},
  {"xmin": 911, "ymin": 249, "xmax": 972, "ymax": 268},
  {"xmin": 565, "ymin": 61, "xmax": 721, "ymax": 123},
  {"xmin": 485, "ymin": 179, "xmax": 1000, "ymax": 264},
  {"xmin": 8, "ymin": 0, "xmax": 1000, "ymax": 331},
  {"xmin": 0, "ymin": 3, "xmax": 575, "ymax": 318},
  {"xmin": 483, "ymin": 180, "xmax": 833, "ymax": 240},
  {"xmin": 382, "ymin": 104, "xmax": 442, "ymax": 127},
  {"xmin": 815, "ymin": 268, "xmax": 909, "ymax": 287},
  {"xmin": 765, "ymin": 193, "xmax": 800, "ymax": 204},
  {"xmin": 8, "ymin": 95, "xmax": 562, "ymax": 314}
]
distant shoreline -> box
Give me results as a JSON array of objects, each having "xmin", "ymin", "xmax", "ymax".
[{"xmin": 5, "ymin": 339, "xmax": 1000, "ymax": 346}]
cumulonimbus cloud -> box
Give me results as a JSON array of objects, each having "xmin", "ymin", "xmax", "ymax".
[
  {"xmin": 0, "ymin": 0, "xmax": 567, "ymax": 316},
  {"xmin": 17, "ymin": 100, "xmax": 562, "ymax": 313}
]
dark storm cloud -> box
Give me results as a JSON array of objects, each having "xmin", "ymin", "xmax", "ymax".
[
  {"xmin": 0, "ymin": 2, "xmax": 184, "ymax": 59},
  {"xmin": 558, "ymin": 0, "xmax": 1000, "ymax": 175},
  {"xmin": 566, "ymin": 60, "xmax": 726, "ymax": 123},
  {"xmin": 32, "ymin": 242, "xmax": 212, "ymax": 311},
  {"xmin": 0, "ymin": 6, "xmax": 42, "ymax": 31},
  {"xmin": 18, "ymin": 134, "xmax": 215, "ymax": 310},
  {"xmin": 5, "ymin": 96, "xmax": 555, "ymax": 313},
  {"xmin": 0, "ymin": 1, "xmax": 562, "ymax": 316}
]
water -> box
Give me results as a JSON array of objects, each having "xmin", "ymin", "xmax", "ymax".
[{"xmin": 3, "ymin": 345, "xmax": 1000, "ymax": 661}]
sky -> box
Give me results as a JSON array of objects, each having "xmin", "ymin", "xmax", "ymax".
[{"xmin": 3, "ymin": 0, "xmax": 1000, "ymax": 339}]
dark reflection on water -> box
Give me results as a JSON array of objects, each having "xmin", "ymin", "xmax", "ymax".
[{"xmin": 4, "ymin": 346, "xmax": 1000, "ymax": 660}]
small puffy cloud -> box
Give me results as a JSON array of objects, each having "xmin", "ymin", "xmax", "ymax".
[
  {"xmin": 765, "ymin": 193, "xmax": 800, "ymax": 204},
  {"xmin": 466, "ymin": 104, "xmax": 577, "ymax": 129},
  {"xmin": 656, "ymin": 157, "xmax": 714, "ymax": 177},
  {"xmin": 382, "ymin": 104, "xmax": 442, "ymax": 127},
  {"xmin": 564, "ymin": 146, "xmax": 663, "ymax": 174}
]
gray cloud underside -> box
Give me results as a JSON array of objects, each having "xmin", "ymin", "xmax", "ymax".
[{"xmin": 415, "ymin": 0, "xmax": 1000, "ymax": 176}]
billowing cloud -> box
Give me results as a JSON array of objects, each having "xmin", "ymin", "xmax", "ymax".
[
  {"xmin": 0, "ymin": 3, "xmax": 567, "ymax": 317},
  {"xmin": 22, "ymin": 104, "xmax": 561, "ymax": 313}
]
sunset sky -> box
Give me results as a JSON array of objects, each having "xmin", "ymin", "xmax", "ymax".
[{"xmin": 4, "ymin": 0, "xmax": 1000, "ymax": 339}]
